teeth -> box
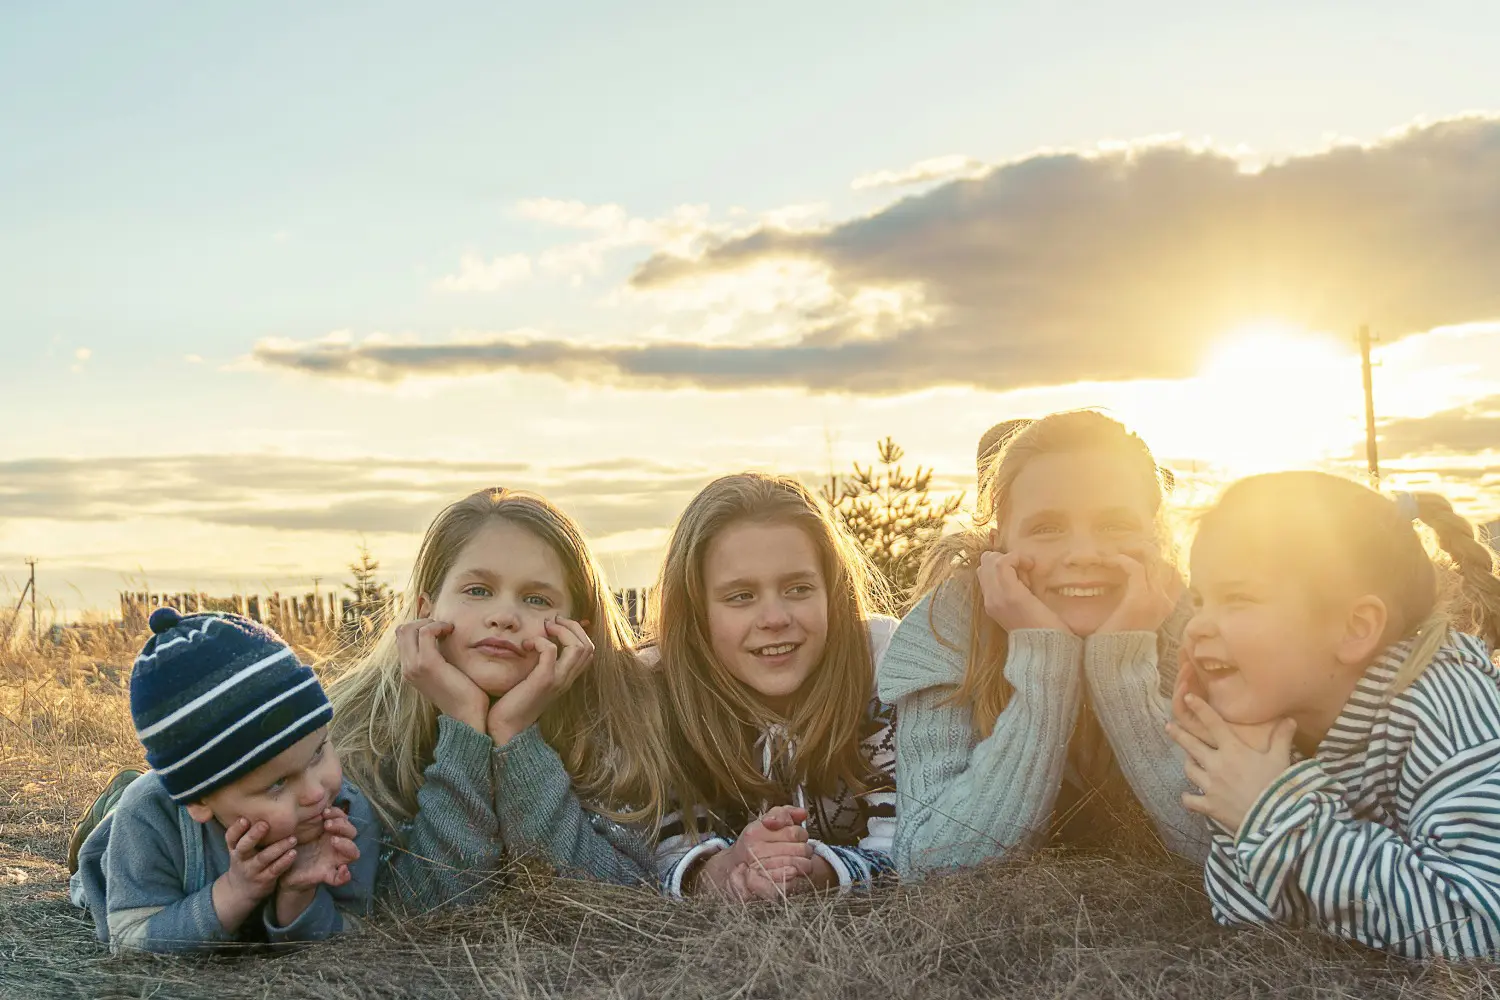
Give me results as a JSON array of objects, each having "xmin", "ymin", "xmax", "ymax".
[
  {"xmin": 1057, "ymin": 586, "xmax": 1107, "ymax": 598},
  {"xmin": 1197, "ymin": 658, "xmax": 1236, "ymax": 674},
  {"xmin": 755, "ymin": 644, "xmax": 797, "ymax": 656}
]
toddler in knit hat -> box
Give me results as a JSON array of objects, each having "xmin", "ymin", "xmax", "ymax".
[{"xmin": 69, "ymin": 608, "xmax": 382, "ymax": 953}]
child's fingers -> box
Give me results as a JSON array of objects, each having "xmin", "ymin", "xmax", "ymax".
[
  {"xmin": 251, "ymin": 835, "xmax": 298, "ymax": 871},
  {"xmin": 549, "ymin": 616, "xmax": 595, "ymax": 653},
  {"xmin": 1183, "ymin": 756, "xmax": 1211, "ymax": 792},
  {"xmin": 1180, "ymin": 791, "xmax": 1213, "ymax": 817},
  {"xmin": 743, "ymin": 841, "xmax": 814, "ymax": 865},
  {"xmin": 756, "ymin": 809, "xmax": 810, "ymax": 838},
  {"xmin": 329, "ymin": 836, "xmax": 360, "ymax": 862},
  {"xmin": 1183, "ymin": 693, "xmax": 1233, "ymax": 745},
  {"xmin": 749, "ymin": 855, "xmax": 814, "ymax": 879},
  {"xmin": 1165, "ymin": 721, "xmax": 1214, "ymax": 767},
  {"xmin": 325, "ymin": 816, "xmax": 358, "ymax": 839},
  {"xmin": 233, "ymin": 820, "xmax": 272, "ymax": 859},
  {"xmin": 329, "ymin": 864, "xmax": 351, "ymax": 887},
  {"xmin": 223, "ymin": 816, "xmax": 250, "ymax": 850},
  {"xmin": 264, "ymin": 846, "xmax": 298, "ymax": 879},
  {"xmin": 395, "ymin": 619, "xmax": 425, "ymax": 670}
]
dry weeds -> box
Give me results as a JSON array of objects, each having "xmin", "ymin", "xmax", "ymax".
[{"xmin": 3, "ymin": 630, "xmax": 1496, "ymax": 999}]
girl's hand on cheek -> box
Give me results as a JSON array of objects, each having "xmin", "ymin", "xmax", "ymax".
[
  {"xmin": 977, "ymin": 548, "xmax": 1071, "ymax": 633},
  {"xmin": 486, "ymin": 617, "xmax": 595, "ymax": 746},
  {"xmin": 1168, "ymin": 693, "xmax": 1296, "ymax": 833},
  {"xmin": 1098, "ymin": 551, "xmax": 1177, "ymax": 635},
  {"xmin": 396, "ymin": 618, "xmax": 489, "ymax": 735}
]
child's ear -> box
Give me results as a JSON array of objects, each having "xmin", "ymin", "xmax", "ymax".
[
  {"xmin": 415, "ymin": 593, "xmax": 432, "ymax": 619},
  {"xmin": 1336, "ymin": 595, "xmax": 1389, "ymax": 666},
  {"xmin": 184, "ymin": 802, "xmax": 214, "ymax": 825}
]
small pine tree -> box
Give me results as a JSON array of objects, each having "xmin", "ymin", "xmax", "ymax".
[
  {"xmin": 821, "ymin": 437, "xmax": 963, "ymax": 614},
  {"xmin": 344, "ymin": 541, "xmax": 393, "ymax": 636}
]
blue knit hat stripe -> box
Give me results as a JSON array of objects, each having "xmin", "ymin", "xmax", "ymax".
[
  {"xmin": 152, "ymin": 675, "xmax": 321, "ymax": 778},
  {"xmin": 173, "ymin": 702, "xmax": 334, "ymax": 802},
  {"xmin": 135, "ymin": 645, "xmax": 298, "ymax": 739},
  {"xmin": 130, "ymin": 608, "xmax": 332, "ymax": 803},
  {"xmin": 152, "ymin": 673, "xmax": 330, "ymax": 799}
]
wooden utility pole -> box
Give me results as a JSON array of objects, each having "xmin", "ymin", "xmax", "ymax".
[
  {"xmin": 25, "ymin": 558, "xmax": 38, "ymax": 647},
  {"xmin": 1358, "ymin": 325, "xmax": 1380, "ymax": 487}
]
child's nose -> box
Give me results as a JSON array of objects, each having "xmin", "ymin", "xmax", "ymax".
[
  {"xmin": 1184, "ymin": 609, "xmax": 1213, "ymax": 640},
  {"xmin": 486, "ymin": 601, "xmax": 522, "ymax": 630},
  {"xmin": 756, "ymin": 599, "xmax": 792, "ymax": 630}
]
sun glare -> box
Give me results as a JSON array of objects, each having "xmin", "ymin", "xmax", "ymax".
[{"xmin": 1154, "ymin": 322, "xmax": 1366, "ymax": 478}]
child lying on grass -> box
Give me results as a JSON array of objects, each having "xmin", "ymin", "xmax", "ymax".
[{"xmin": 70, "ymin": 607, "xmax": 378, "ymax": 953}]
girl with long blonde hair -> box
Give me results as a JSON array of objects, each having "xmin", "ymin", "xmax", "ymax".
[
  {"xmin": 878, "ymin": 410, "xmax": 1209, "ymax": 876},
  {"xmin": 330, "ymin": 487, "xmax": 668, "ymax": 907},
  {"xmin": 1170, "ymin": 471, "xmax": 1500, "ymax": 958},
  {"xmin": 647, "ymin": 473, "xmax": 898, "ymax": 900}
]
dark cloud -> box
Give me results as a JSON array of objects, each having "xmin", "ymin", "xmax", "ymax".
[
  {"xmin": 253, "ymin": 117, "xmax": 1500, "ymax": 394},
  {"xmin": 0, "ymin": 455, "xmax": 721, "ymax": 539},
  {"xmin": 1379, "ymin": 395, "xmax": 1500, "ymax": 459}
]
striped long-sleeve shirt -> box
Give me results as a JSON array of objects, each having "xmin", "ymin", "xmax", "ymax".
[
  {"xmin": 1204, "ymin": 630, "xmax": 1500, "ymax": 959},
  {"xmin": 655, "ymin": 616, "xmax": 899, "ymax": 896}
]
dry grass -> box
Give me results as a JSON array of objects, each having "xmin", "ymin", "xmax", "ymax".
[{"xmin": 3, "ymin": 632, "xmax": 1498, "ymax": 999}]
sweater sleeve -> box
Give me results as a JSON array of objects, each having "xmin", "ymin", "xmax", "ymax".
[
  {"xmin": 808, "ymin": 695, "xmax": 900, "ymax": 891},
  {"xmin": 1205, "ymin": 663, "xmax": 1500, "ymax": 959},
  {"xmin": 493, "ymin": 725, "xmax": 657, "ymax": 888},
  {"xmin": 378, "ymin": 715, "xmax": 506, "ymax": 913},
  {"xmin": 1081, "ymin": 630, "xmax": 1211, "ymax": 861},
  {"xmin": 101, "ymin": 788, "xmax": 236, "ymax": 954},
  {"xmin": 877, "ymin": 583, "xmax": 1083, "ymax": 876}
]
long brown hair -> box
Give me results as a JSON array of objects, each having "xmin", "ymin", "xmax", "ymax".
[
  {"xmin": 646, "ymin": 473, "xmax": 889, "ymax": 835},
  {"xmin": 329, "ymin": 487, "xmax": 670, "ymax": 833},
  {"xmin": 913, "ymin": 411, "xmax": 1169, "ymax": 736},
  {"xmin": 1195, "ymin": 471, "xmax": 1500, "ymax": 689}
]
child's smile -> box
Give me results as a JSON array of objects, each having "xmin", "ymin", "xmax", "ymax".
[{"xmin": 1185, "ymin": 529, "xmax": 1364, "ymax": 746}]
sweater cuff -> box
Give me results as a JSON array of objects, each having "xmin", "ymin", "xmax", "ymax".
[
  {"xmin": 1234, "ymin": 757, "xmax": 1332, "ymax": 846},
  {"xmin": 1081, "ymin": 630, "xmax": 1161, "ymax": 720},
  {"xmin": 263, "ymin": 885, "xmax": 340, "ymax": 943},
  {"xmin": 1004, "ymin": 629, "xmax": 1084, "ymax": 698},
  {"xmin": 808, "ymin": 839, "xmax": 854, "ymax": 894},
  {"xmin": 666, "ymin": 837, "xmax": 731, "ymax": 898},
  {"xmin": 434, "ymin": 713, "xmax": 497, "ymax": 766},
  {"xmin": 491, "ymin": 724, "xmax": 560, "ymax": 789}
]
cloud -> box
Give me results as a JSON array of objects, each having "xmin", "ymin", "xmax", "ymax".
[
  {"xmin": 0, "ymin": 454, "xmax": 726, "ymax": 540},
  {"xmin": 253, "ymin": 116, "xmax": 1500, "ymax": 396},
  {"xmin": 1379, "ymin": 395, "xmax": 1500, "ymax": 458},
  {"xmin": 433, "ymin": 252, "xmax": 533, "ymax": 292},
  {"xmin": 850, "ymin": 154, "xmax": 988, "ymax": 191}
]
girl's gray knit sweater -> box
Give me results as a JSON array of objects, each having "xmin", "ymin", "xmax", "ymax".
[{"xmin": 876, "ymin": 578, "xmax": 1210, "ymax": 876}]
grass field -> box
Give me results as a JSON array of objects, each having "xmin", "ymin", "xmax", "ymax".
[{"xmin": 3, "ymin": 626, "xmax": 1498, "ymax": 999}]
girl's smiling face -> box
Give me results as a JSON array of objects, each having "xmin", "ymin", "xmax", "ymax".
[
  {"xmin": 701, "ymin": 519, "xmax": 830, "ymax": 715},
  {"xmin": 1000, "ymin": 449, "xmax": 1159, "ymax": 637},
  {"xmin": 417, "ymin": 520, "xmax": 574, "ymax": 697},
  {"xmin": 1183, "ymin": 526, "xmax": 1367, "ymax": 746}
]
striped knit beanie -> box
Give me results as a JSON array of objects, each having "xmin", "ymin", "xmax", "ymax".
[{"xmin": 129, "ymin": 607, "xmax": 332, "ymax": 803}]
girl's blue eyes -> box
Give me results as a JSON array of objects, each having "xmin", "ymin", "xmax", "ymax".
[{"xmin": 461, "ymin": 585, "xmax": 551, "ymax": 607}]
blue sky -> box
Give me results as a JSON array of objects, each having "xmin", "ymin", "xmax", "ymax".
[{"xmin": 3, "ymin": 2, "xmax": 1499, "ymax": 615}]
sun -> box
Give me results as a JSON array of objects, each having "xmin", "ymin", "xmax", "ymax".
[{"xmin": 1155, "ymin": 322, "xmax": 1366, "ymax": 478}]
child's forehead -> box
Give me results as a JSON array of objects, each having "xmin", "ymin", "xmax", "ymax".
[
  {"xmin": 1009, "ymin": 451, "xmax": 1155, "ymax": 513},
  {"xmin": 231, "ymin": 725, "xmax": 330, "ymax": 786},
  {"xmin": 453, "ymin": 521, "xmax": 567, "ymax": 576}
]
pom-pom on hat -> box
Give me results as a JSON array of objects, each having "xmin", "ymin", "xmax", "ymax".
[{"xmin": 130, "ymin": 608, "xmax": 332, "ymax": 803}]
